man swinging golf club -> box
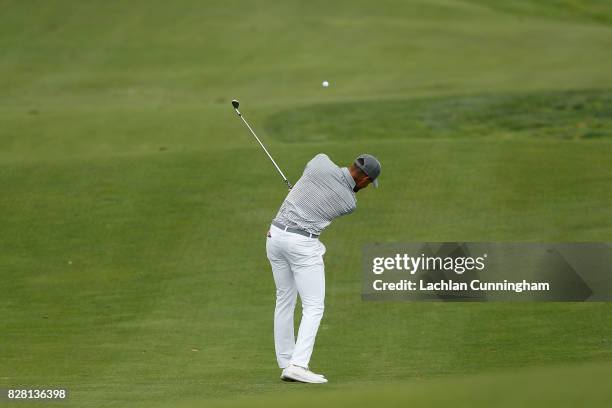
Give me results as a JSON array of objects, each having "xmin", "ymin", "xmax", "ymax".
[
  {"xmin": 267, "ymin": 153, "xmax": 381, "ymax": 383},
  {"xmin": 231, "ymin": 99, "xmax": 381, "ymax": 383}
]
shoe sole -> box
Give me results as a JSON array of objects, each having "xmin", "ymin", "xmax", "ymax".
[
  {"xmin": 281, "ymin": 373, "xmax": 327, "ymax": 384},
  {"xmin": 281, "ymin": 373, "xmax": 325, "ymax": 381}
]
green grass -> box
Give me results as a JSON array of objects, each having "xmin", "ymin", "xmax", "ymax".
[
  {"xmin": 1, "ymin": 0, "xmax": 612, "ymax": 407},
  {"xmin": 171, "ymin": 362, "xmax": 612, "ymax": 408},
  {"xmin": 265, "ymin": 90, "xmax": 612, "ymax": 142},
  {"xmin": 465, "ymin": 0, "xmax": 612, "ymax": 26}
]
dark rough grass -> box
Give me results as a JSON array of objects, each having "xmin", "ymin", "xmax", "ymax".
[
  {"xmin": 265, "ymin": 90, "xmax": 612, "ymax": 142},
  {"xmin": 466, "ymin": 0, "xmax": 612, "ymax": 26}
]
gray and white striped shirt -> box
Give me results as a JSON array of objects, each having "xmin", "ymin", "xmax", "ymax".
[{"xmin": 273, "ymin": 153, "xmax": 357, "ymax": 235}]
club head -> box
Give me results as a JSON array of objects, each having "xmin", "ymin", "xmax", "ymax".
[{"xmin": 231, "ymin": 99, "xmax": 240, "ymax": 109}]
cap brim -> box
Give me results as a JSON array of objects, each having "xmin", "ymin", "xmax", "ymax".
[{"xmin": 372, "ymin": 178, "xmax": 378, "ymax": 188}]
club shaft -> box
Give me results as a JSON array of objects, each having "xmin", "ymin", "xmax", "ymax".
[{"xmin": 235, "ymin": 110, "xmax": 292, "ymax": 189}]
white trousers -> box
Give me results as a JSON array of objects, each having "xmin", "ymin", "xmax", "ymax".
[{"xmin": 266, "ymin": 223, "xmax": 326, "ymax": 369}]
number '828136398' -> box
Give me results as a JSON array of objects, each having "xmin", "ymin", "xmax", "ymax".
[{"xmin": 5, "ymin": 388, "xmax": 67, "ymax": 400}]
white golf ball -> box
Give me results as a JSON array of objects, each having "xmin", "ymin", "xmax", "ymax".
[{"xmin": 322, "ymin": 80, "xmax": 329, "ymax": 88}]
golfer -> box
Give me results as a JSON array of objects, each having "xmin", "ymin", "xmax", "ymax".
[{"xmin": 266, "ymin": 153, "xmax": 381, "ymax": 383}]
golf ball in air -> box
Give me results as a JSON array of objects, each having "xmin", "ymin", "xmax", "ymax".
[{"xmin": 322, "ymin": 80, "xmax": 329, "ymax": 88}]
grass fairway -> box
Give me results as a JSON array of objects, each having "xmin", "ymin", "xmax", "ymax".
[
  {"xmin": 171, "ymin": 362, "xmax": 612, "ymax": 408},
  {"xmin": 1, "ymin": 1, "xmax": 612, "ymax": 407}
]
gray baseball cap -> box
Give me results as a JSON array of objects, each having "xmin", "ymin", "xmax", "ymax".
[{"xmin": 354, "ymin": 154, "xmax": 381, "ymax": 187}]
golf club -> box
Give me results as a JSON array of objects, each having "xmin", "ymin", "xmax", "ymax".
[{"xmin": 231, "ymin": 99, "xmax": 292, "ymax": 190}]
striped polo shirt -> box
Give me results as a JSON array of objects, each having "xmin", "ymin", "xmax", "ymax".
[{"xmin": 273, "ymin": 153, "xmax": 357, "ymax": 235}]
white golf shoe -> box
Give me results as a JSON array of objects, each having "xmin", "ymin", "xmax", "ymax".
[{"xmin": 280, "ymin": 364, "xmax": 328, "ymax": 383}]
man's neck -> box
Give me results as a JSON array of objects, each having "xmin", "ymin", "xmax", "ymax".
[{"xmin": 341, "ymin": 167, "xmax": 357, "ymax": 191}]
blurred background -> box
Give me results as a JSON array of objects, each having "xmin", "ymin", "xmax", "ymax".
[{"xmin": 1, "ymin": 1, "xmax": 611, "ymax": 407}]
